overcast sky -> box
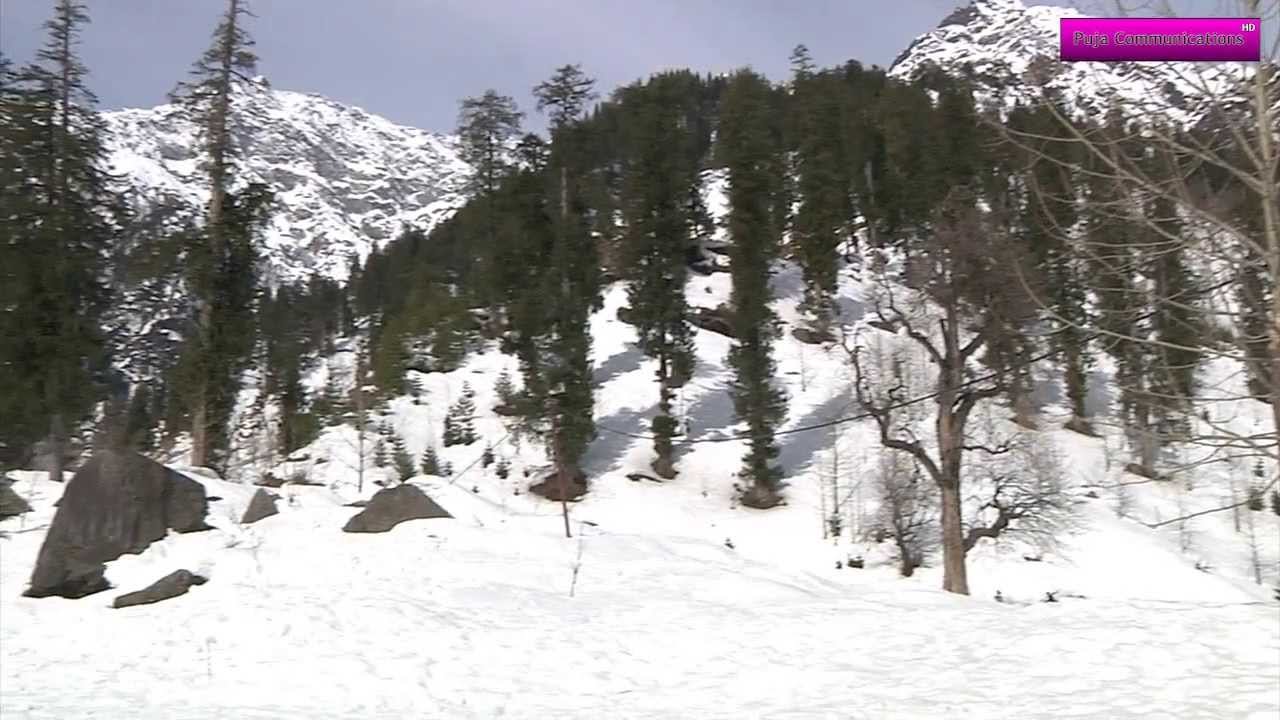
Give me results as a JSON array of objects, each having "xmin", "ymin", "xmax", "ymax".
[{"xmin": 0, "ymin": 0, "xmax": 1243, "ymax": 132}]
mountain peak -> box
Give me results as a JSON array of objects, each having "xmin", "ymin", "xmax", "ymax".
[
  {"xmin": 937, "ymin": 0, "xmax": 1026, "ymax": 28},
  {"xmin": 105, "ymin": 85, "xmax": 472, "ymax": 285}
]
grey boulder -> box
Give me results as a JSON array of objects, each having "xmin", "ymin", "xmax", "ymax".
[
  {"xmin": 112, "ymin": 569, "xmax": 208, "ymax": 609},
  {"xmin": 342, "ymin": 484, "xmax": 450, "ymax": 533}
]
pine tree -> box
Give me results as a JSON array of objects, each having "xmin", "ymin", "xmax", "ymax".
[
  {"xmin": 457, "ymin": 90, "xmax": 523, "ymax": 331},
  {"xmin": 420, "ymin": 444, "xmax": 441, "ymax": 476},
  {"xmin": 454, "ymin": 384, "xmax": 478, "ymax": 445},
  {"xmin": 482, "ymin": 444, "xmax": 495, "ymax": 468},
  {"xmin": 1007, "ymin": 104, "xmax": 1089, "ymax": 429},
  {"xmin": 443, "ymin": 411, "xmax": 458, "ymax": 447},
  {"xmin": 391, "ymin": 432, "xmax": 415, "ymax": 482},
  {"xmin": 169, "ymin": 0, "xmax": 266, "ymax": 472},
  {"xmin": 509, "ymin": 63, "xmax": 602, "ymax": 537},
  {"xmin": 720, "ymin": 70, "xmax": 788, "ymax": 508},
  {"xmin": 789, "ymin": 65, "xmax": 850, "ymax": 333},
  {"xmin": 0, "ymin": 2, "xmax": 116, "ymax": 480},
  {"xmin": 620, "ymin": 73, "xmax": 698, "ymax": 478},
  {"xmin": 494, "ymin": 368, "xmax": 517, "ymax": 410}
]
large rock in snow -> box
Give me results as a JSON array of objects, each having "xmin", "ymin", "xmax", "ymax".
[
  {"xmin": 530, "ymin": 469, "xmax": 589, "ymax": 502},
  {"xmin": 112, "ymin": 569, "xmax": 208, "ymax": 609},
  {"xmin": 342, "ymin": 484, "xmax": 451, "ymax": 533},
  {"xmin": 25, "ymin": 450, "xmax": 210, "ymax": 599},
  {"xmin": 240, "ymin": 488, "xmax": 279, "ymax": 525},
  {"xmin": 0, "ymin": 476, "xmax": 32, "ymax": 518}
]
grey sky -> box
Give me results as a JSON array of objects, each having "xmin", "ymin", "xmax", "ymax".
[{"xmin": 0, "ymin": 0, "xmax": 1248, "ymax": 132}]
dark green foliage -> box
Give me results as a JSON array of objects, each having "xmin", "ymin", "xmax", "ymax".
[
  {"xmin": 618, "ymin": 71, "xmax": 700, "ymax": 477},
  {"xmin": 391, "ymin": 432, "xmax": 415, "ymax": 482},
  {"xmin": 442, "ymin": 413, "xmax": 458, "ymax": 447},
  {"xmin": 168, "ymin": 0, "xmax": 265, "ymax": 471},
  {"xmin": 789, "ymin": 61, "xmax": 852, "ymax": 331},
  {"xmin": 482, "ymin": 444, "xmax": 495, "ymax": 468},
  {"xmin": 446, "ymin": 385, "xmax": 478, "ymax": 446},
  {"xmin": 0, "ymin": 3, "xmax": 117, "ymax": 476},
  {"xmin": 534, "ymin": 64, "xmax": 597, "ymax": 130},
  {"xmin": 720, "ymin": 70, "xmax": 788, "ymax": 506},
  {"xmin": 1077, "ymin": 114, "xmax": 1204, "ymax": 468},
  {"xmin": 495, "ymin": 63, "xmax": 604, "ymax": 502},
  {"xmin": 457, "ymin": 90, "xmax": 523, "ymax": 329},
  {"xmin": 1005, "ymin": 103, "xmax": 1089, "ymax": 423},
  {"xmin": 170, "ymin": 183, "xmax": 270, "ymax": 473},
  {"xmin": 420, "ymin": 444, "xmax": 441, "ymax": 477},
  {"xmin": 494, "ymin": 368, "xmax": 516, "ymax": 409},
  {"xmin": 457, "ymin": 90, "xmax": 524, "ymax": 198},
  {"xmin": 1246, "ymin": 485, "xmax": 1265, "ymax": 512}
]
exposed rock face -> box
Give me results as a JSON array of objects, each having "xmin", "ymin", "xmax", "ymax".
[
  {"xmin": 342, "ymin": 484, "xmax": 451, "ymax": 533},
  {"xmin": 791, "ymin": 326, "xmax": 834, "ymax": 346},
  {"xmin": 0, "ymin": 477, "xmax": 32, "ymax": 519},
  {"xmin": 530, "ymin": 469, "xmax": 589, "ymax": 502},
  {"xmin": 103, "ymin": 81, "xmax": 471, "ymax": 286},
  {"xmin": 241, "ymin": 489, "xmax": 279, "ymax": 525},
  {"xmin": 690, "ymin": 305, "xmax": 736, "ymax": 339},
  {"xmin": 740, "ymin": 486, "xmax": 784, "ymax": 510},
  {"xmin": 25, "ymin": 450, "xmax": 210, "ymax": 599},
  {"xmin": 112, "ymin": 570, "xmax": 208, "ymax": 609}
]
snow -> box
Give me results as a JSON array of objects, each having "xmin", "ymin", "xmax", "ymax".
[
  {"xmin": 4, "ymin": 4, "xmax": 1279, "ymax": 711},
  {"xmin": 2, "ymin": 462, "xmax": 1277, "ymax": 718},
  {"xmin": 102, "ymin": 83, "xmax": 473, "ymax": 285},
  {"xmin": 4, "ymin": 254, "xmax": 1278, "ymax": 717},
  {"xmin": 889, "ymin": 0, "xmax": 1262, "ymax": 127}
]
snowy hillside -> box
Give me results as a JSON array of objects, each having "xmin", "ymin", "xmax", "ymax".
[
  {"xmin": 3, "ymin": 247, "xmax": 1278, "ymax": 717},
  {"xmin": 104, "ymin": 78, "xmax": 472, "ymax": 284},
  {"xmin": 4, "ymin": 178, "xmax": 1278, "ymax": 720},
  {"xmin": 10, "ymin": 175, "xmax": 1276, "ymax": 716}
]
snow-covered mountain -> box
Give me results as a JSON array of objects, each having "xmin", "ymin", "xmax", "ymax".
[
  {"xmin": 889, "ymin": 0, "xmax": 1256, "ymax": 123},
  {"xmin": 104, "ymin": 79, "xmax": 472, "ymax": 285}
]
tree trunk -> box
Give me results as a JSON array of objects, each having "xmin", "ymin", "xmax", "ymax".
[
  {"xmin": 652, "ymin": 354, "xmax": 677, "ymax": 479},
  {"xmin": 48, "ymin": 412, "xmax": 66, "ymax": 484},
  {"xmin": 545, "ymin": 388, "xmax": 572, "ymax": 539},
  {"xmin": 938, "ymin": 481, "xmax": 969, "ymax": 594}
]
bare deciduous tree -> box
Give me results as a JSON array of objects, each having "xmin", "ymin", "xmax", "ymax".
[
  {"xmin": 963, "ymin": 419, "xmax": 1077, "ymax": 555},
  {"xmin": 873, "ymin": 448, "xmax": 937, "ymax": 577},
  {"xmin": 847, "ymin": 189, "xmax": 1037, "ymax": 595}
]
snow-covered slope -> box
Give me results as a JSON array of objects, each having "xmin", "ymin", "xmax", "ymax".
[
  {"xmin": 105, "ymin": 79, "xmax": 472, "ymax": 284},
  {"xmin": 889, "ymin": 0, "xmax": 1256, "ymax": 122},
  {"xmin": 4, "ymin": 168, "xmax": 1278, "ymax": 720}
]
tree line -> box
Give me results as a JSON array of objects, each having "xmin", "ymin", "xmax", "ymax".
[{"xmin": 1, "ymin": 1, "xmax": 1273, "ymax": 592}]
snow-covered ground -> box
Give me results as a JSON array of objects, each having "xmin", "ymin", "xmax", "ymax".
[
  {"xmin": 1, "ymin": 464, "xmax": 1277, "ymax": 719},
  {"xmin": 3, "ymin": 252, "xmax": 1278, "ymax": 717}
]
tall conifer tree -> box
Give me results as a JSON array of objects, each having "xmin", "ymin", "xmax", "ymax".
[
  {"xmin": 720, "ymin": 70, "xmax": 788, "ymax": 508},
  {"xmin": 0, "ymin": 1, "xmax": 115, "ymax": 479},
  {"xmin": 170, "ymin": 0, "xmax": 268, "ymax": 472},
  {"xmin": 620, "ymin": 74, "xmax": 698, "ymax": 478}
]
